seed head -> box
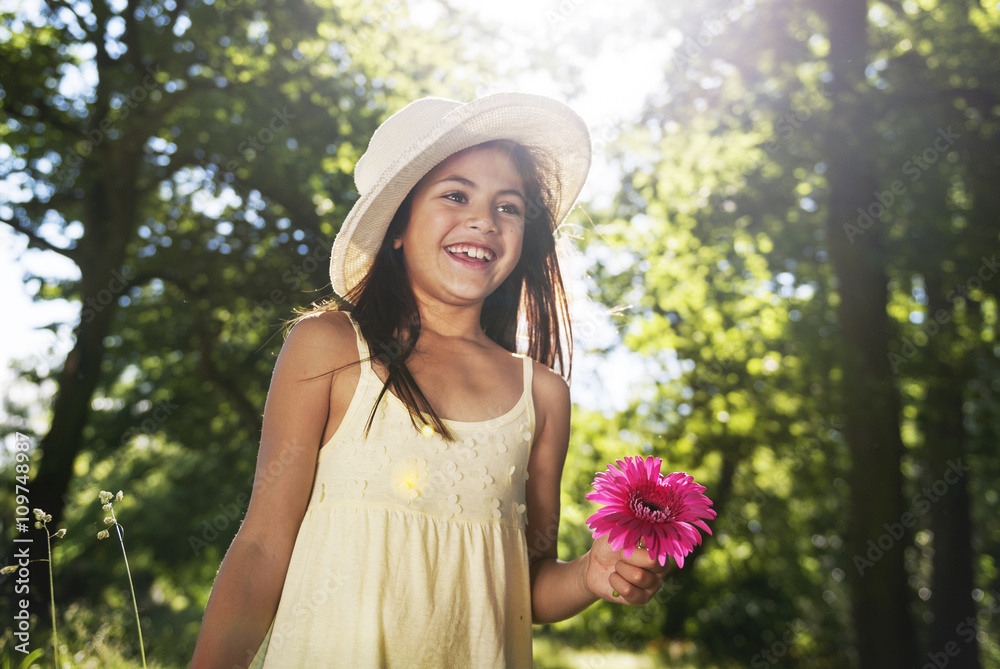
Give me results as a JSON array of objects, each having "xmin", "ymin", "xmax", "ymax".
[
  {"xmin": 104, "ymin": 517, "xmax": 114, "ymax": 525},
  {"xmin": 102, "ymin": 503, "xmax": 113, "ymax": 512},
  {"xmin": 116, "ymin": 490, "xmax": 124, "ymax": 502},
  {"xmin": 99, "ymin": 491, "xmax": 113, "ymax": 504},
  {"xmin": 97, "ymin": 529, "xmax": 110, "ymax": 540},
  {"xmin": 54, "ymin": 529, "xmax": 67, "ymax": 539},
  {"xmin": 1, "ymin": 565, "xmax": 16, "ymax": 575}
]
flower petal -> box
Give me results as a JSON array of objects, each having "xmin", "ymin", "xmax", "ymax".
[{"xmin": 585, "ymin": 456, "xmax": 715, "ymax": 570}]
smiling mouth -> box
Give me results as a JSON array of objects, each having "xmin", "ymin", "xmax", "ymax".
[{"xmin": 445, "ymin": 244, "xmax": 495, "ymax": 263}]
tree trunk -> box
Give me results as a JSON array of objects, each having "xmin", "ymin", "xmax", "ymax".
[
  {"xmin": 921, "ymin": 279, "xmax": 981, "ymax": 668},
  {"xmin": 819, "ymin": 0, "xmax": 917, "ymax": 666},
  {"xmin": 31, "ymin": 152, "xmax": 137, "ymax": 529}
]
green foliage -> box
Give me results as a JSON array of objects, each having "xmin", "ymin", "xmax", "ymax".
[
  {"xmin": 2, "ymin": 0, "xmax": 999, "ymax": 666},
  {"xmin": 1, "ymin": 0, "xmax": 481, "ymax": 663},
  {"xmin": 0, "ymin": 646, "xmax": 44, "ymax": 669}
]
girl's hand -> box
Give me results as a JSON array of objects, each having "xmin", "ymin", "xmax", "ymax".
[{"xmin": 585, "ymin": 534, "xmax": 672, "ymax": 606}]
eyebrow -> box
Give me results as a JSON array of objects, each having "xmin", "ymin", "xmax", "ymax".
[{"xmin": 434, "ymin": 175, "xmax": 526, "ymax": 202}]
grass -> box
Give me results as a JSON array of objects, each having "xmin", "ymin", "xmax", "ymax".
[
  {"xmin": 97, "ymin": 491, "xmax": 147, "ymax": 669},
  {"xmin": 531, "ymin": 636, "xmax": 701, "ymax": 669}
]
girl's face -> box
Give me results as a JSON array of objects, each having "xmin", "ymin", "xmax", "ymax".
[{"xmin": 395, "ymin": 144, "xmax": 526, "ymax": 309}]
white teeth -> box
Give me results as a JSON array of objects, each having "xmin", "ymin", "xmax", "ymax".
[{"xmin": 447, "ymin": 244, "xmax": 493, "ymax": 261}]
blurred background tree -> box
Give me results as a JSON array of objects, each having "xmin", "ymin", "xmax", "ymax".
[
  {"xmin": 1, "ymin": 0, "xmax": 998, "ymax": 667},
  {"xmin": 1, "ymin": 0, "xmax": 479, "ymax": 663}
]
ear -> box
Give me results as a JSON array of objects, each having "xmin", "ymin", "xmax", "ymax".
[{"xmin": 392, "ymin": 236, "xmax": 403, "ymax": 250}]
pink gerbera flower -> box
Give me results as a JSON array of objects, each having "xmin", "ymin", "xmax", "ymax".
[{"xmin": 585, "ymin": 456, "xmax": 716, "ymax": 568}]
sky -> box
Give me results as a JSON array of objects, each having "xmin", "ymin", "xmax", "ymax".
[{"xmin": 1, "ymin": 0, "xmax": 680, "ymax": 422}]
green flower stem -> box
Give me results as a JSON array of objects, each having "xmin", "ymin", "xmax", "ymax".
[
  {"xmin": 111, "ymin": 511, "xmax": 147, "ymax": 669},
  {"xmin": 43, "ymin": 526, "xmax": 59, "ymax": 668}
]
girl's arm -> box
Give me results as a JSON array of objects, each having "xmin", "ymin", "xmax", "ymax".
[
  {"xmin": 526, "ymin": 364, "xmax": 670, "ymax": 624},
  {"xmin": 190, "ymin": 312, "xmax": 355, "ymax": 668}
]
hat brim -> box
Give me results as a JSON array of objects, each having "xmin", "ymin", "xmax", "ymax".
[{"xmin": 330, "ymin": 93, "xmax": 591, "ymax": 297}]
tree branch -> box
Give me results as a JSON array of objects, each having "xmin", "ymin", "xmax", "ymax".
[
  {"xmin": 199, "ymin": 330, "xmax": 264, "ymax": 434},
  {"xmin": 167, "ymin": 0, "xmax": 191, "ymax": 30},
  {"xmin": 129, "ymin": 83, "xmax": 203, "ymax": 151},
  {"xmin": 122, "ymin": 268, "xmax": 194, "ymax": 295},
  {"xmin": 8, "ymin": 101, "xmax": 81, "ymax": 139},
  {"xmin": 40, "ymin": 0, "xmax": 95, "ymax": 39},
  {"xmin": 123, "ymin": 0, "xmax": 146, "ymax": 74},
  {"xmin": 3, "ymin": 220, "xmax": 79, "ymax": 262}
]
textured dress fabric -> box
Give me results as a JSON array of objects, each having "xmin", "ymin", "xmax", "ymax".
[{"xmin": 251, "ymin": 315, "xmax": 536, "ymax": 668}]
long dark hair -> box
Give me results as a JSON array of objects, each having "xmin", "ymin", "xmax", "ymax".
[{"xmin": 295, "ymin": 140, "xmax": 572, "ymax": 441}]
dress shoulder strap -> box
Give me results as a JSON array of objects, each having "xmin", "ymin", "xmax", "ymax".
[
  {"xmin": 521, "ymin": 354, "xmax": 536, "ymax": 438},
  {"xmin": 521, "ymin": 354, "xmax": 533, "ymax": 390},
  {"xmin": 345, "ymin": 311, "xmax": 372, "ymax": 363}
]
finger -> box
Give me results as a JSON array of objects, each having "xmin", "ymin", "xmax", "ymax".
[
  {"xmin": 608, "ymin": 572, "xmax": 653, "ymax": 606},
  {"xmin": 614, "ymin": 561, "xmax": 661, "ymax": 590},
  {"xmin": 647, "ymin": 558, "xmax": 672, "ymax": 577},
  {"xmin": 621, "ymin": 547, "xmax": 672, "ymax": 574}
]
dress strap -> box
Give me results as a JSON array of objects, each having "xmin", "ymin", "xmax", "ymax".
[
  {"xmin": 346, "ymin": 312, "xmax": 372, "ymax": 363},
  {"xmin": 521, "ymin": 355, "xmax": 536, "ymax": 441}
]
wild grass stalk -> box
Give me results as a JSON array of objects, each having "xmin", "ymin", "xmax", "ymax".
[
  {"xmin": 34, "ymin": 509, "xmax": 66, "ymax": 668},
  {"xmin": 98, "ymin": 490, "xmax": 147, "ymax": 669},
  {"xmin": 2, "ymin": 510, "xmax": 67, "ymax": 667}
]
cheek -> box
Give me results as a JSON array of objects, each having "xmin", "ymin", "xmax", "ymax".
[
  {"xmin": 508, "ymin": 228, "xmax": 525, "ymax": 263},
  {"xmin": 500, "ymin": 235, "xmax": 525, "ymax": 278},
  {"xmin": 509, "ymin": 239, "xmax": 524, "ymax": 265}
]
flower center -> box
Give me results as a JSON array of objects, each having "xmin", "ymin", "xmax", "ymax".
[
  {"xmin": 639, "ymin": 500, "xmax": 662, "ymax": 514},
  {"xmin": 628, "ymin": 484, "xmax": 676, "ymax": 524}
]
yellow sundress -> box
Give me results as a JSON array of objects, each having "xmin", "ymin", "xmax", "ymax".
[{"xmin": 251, "ymin": 315, "xmax": 535, "ymax": 668}]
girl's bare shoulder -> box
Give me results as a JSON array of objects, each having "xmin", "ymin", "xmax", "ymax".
[
  {"xmin": 529, "ymin": 359, "xmax": 570, "ymax": 400},
  {"xmin": 280, "ymin": 310, "xmax": 359, "ymax": 371},
  {"xmin": 530, "ymin": 359, "xmax": 571, "ymax": 427}
]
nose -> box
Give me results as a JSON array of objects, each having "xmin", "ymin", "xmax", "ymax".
[{"xmin": 465, "ymin": 203, "xmax": 498, "ymax": 233}]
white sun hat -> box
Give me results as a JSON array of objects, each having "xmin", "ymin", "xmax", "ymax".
[{"xmin": 329, "ymin": 92, "xmax": 592, "ymax": 296}]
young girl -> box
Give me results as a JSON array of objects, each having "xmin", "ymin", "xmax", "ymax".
[{"xmin": 191, "ymin": 93, "xmax": 669, "ymax": 668}]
